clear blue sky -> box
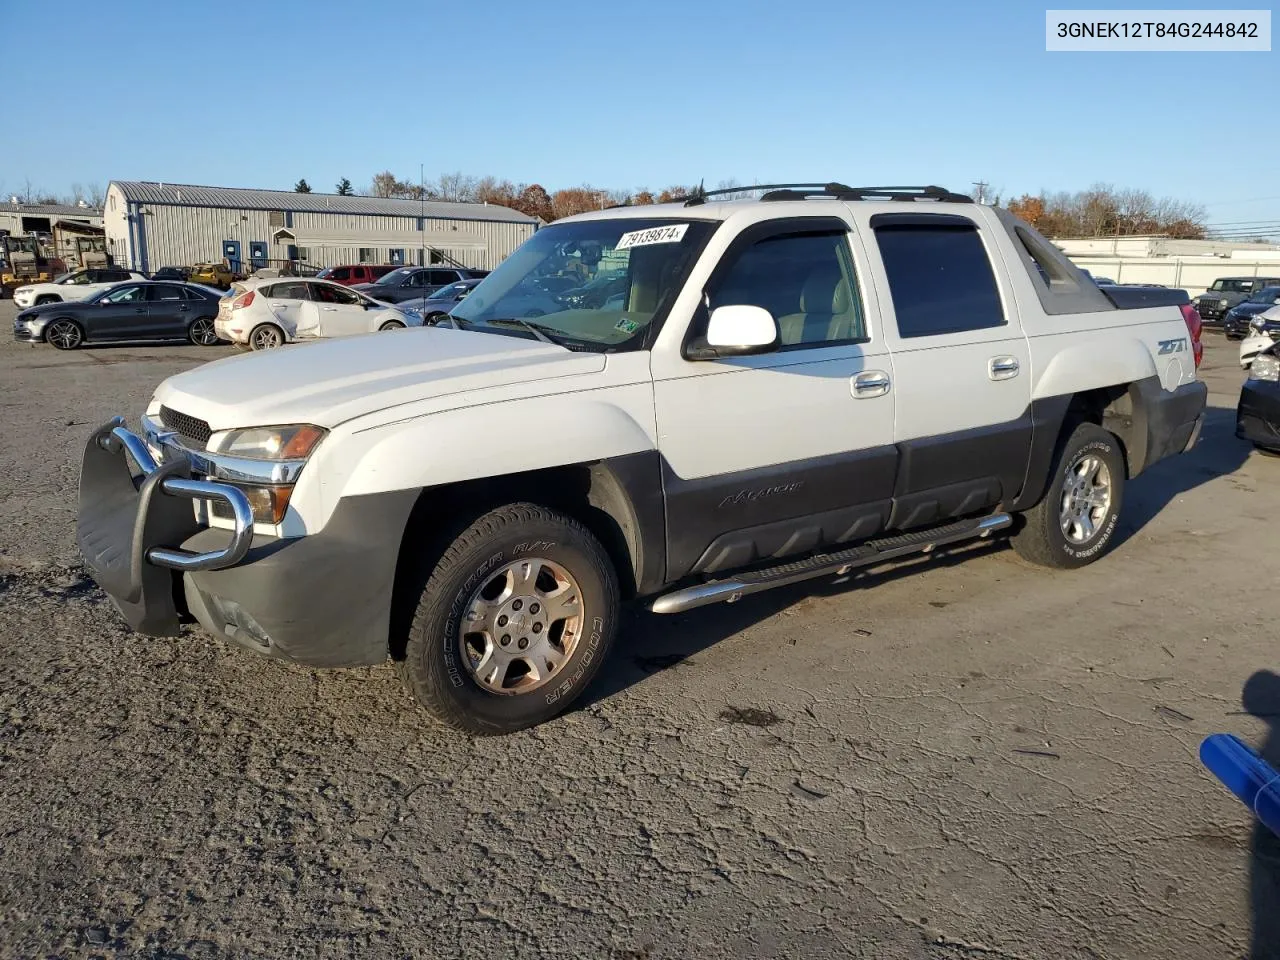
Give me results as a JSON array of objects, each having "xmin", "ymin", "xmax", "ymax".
[{"xmin": 4, "ymin": 0, "xmax": 1276, "ymax": 228}]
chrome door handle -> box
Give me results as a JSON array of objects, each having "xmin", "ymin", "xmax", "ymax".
[
  {"xmin": 989, "ymin": 356, "xmax": 1020, "ymax": 380},
  {"xmin": 852, "ymin": 370, "xmax": 891, "ymax": 398}
]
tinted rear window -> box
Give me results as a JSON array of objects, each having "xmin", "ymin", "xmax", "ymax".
[{"xmin": 875, "ymin": 223, "xmax": 1005, "ymax": 338}]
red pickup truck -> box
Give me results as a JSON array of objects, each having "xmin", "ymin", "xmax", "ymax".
[{"xmin": 316, "ymin": 264, "xmax": 398, "ymax": 286}]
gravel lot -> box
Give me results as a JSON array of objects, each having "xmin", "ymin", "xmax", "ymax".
[{"xmin": 1, "ymin": 298, "xmax": 1278, "ymax": 960}]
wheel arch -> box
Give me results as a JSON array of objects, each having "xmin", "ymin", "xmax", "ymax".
[
  {"xmin": 1011, "ymin": 380, "xmax": 1158, "ymax": 512},
  {"xmin": 387, "ymin": 456, "xmax": 664, "ymax": 661},
  {"xmin": 43, "ymin": 315, "xmax": 85, "ymax": 343}
]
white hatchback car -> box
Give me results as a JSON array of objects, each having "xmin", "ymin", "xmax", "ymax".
[{"xmin": 215, "ymin": 277, "xmax": 421, "ymax": 350}]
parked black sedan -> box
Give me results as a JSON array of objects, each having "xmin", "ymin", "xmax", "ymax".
[
  {"xmin": 1223, "ymin": 286, "xmax": 1280, "ymax": 339},
  {"xmin": 12, "ymin": 281, "xmax": 226, "ymax": 349},
  {"xmin": 1238, "ymin": 343, "xmax": 1280, "ymax": 452}
]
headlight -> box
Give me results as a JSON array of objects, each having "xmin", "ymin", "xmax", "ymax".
[
  {"xmin": 1250, "ymin": 354, "xmax": 1280, "ymax": 383},
  {"xmin": 214, "ymin": 423, "xmax": 326, "ymax": 460},
  {"xmin": 1220, "ymin": 299, "xmax": 1230, "ymax": 308}
]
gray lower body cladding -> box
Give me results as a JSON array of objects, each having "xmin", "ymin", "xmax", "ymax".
[{"xmin": 180, "ymin": 489, "xmax": 419, "ymax": 667}]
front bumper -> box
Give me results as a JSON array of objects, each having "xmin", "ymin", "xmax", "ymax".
[
  {"xmin": 13, "ymin": 293, "xmax": 34, "ymax": 308},
  {"xmin": 1237, "ymin": 378, "xmax": 1280, "ymax": 451},
  {"xmin": 77, "ymin": 419, "xmax": 418, "ymax": 667}
]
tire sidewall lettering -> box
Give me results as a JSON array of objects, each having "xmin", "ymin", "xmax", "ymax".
[{"xmin": 442, "ymin": 549, "xmax": 507, "ymax": 688}]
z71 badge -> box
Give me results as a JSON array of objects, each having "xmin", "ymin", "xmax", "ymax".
[{"xmin": 1157, "ymin": 337, "xmax": 1188, "ymax": 355}]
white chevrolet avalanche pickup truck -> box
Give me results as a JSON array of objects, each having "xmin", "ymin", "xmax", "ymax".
[{"xmin": 77, "ymin": 183, "xmax": 1207, "ymax": 734}]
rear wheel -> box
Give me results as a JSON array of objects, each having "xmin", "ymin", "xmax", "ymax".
[
  {"xmin": 1011, "ymin": 422, "xmax": 1126, "ymax": 569},
  {"xmin": 397, "ymin": 503, "xmax": 620, "ymax": 735},
  {"xmin": 45, "ymin": 318, "xmax": 84, "ymax": 350},
  {"xmin": 248, "ymin": 323, "xmax": 285, "ymax": 350},
  {"xmin": 188, "ymin": 316, "xmax": 220, "ymax": 346}
]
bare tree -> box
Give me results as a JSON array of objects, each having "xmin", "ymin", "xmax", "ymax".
[
  {"xmin": 87, "ymin": 182, "xmax": 105, "ymax": 207},
  {"xmin": 432, "ymin": 172, "xmax": 478, "ymax": 203},
  {"xmin": 713, "ymin": 178, "xmax": 755, "ymax": 200}
]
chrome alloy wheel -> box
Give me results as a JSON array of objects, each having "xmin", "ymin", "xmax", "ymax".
[
  {"xmin": 1059, "ymin": 453, "xmax": 1112, "ymax": 544},
  {"xmin": 458, "ymin": 557, "xmax": 584, "ymax": 695},
  {"xmin": 190, "ymin": 317, "xmax": 219, "ymax": 345},
  {"xmin": 46, "ymin": 319, "xmax": 82, "ymax": 349}
]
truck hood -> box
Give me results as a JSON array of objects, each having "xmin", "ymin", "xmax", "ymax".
[{"xmin": 155, "ymin": 328, "xmax": 606, "ymax": 431}]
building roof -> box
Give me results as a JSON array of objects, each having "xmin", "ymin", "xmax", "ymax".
[
  {"xmin": 2, "ymin": 202, "xmax": 102, "ymax": 217},
  {"xmin": 110, "ymin": 181, "xmax": 538, "ymax": 224}
]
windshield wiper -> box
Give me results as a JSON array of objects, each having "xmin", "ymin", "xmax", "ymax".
[{"xmin": 484, "ymin": 317, "xmax": 565, "ymax": 345}]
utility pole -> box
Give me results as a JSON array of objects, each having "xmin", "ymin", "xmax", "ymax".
[
  {"xmin": 420, "ymin": 163, "xmax": 425, "ymax": 267},
  {"xmin": 972, "ymin": 180, "xmax": 989, "ymax": 205}
]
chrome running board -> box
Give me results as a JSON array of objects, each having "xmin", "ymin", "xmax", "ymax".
[{"xmin": 650, "ymin": 513, "xmax": 1012, "ymax": 615}]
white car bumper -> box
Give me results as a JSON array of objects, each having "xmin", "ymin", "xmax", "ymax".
[{"xmin": 13, "ymin": 291, "xmax": 35, "ymax": 308}]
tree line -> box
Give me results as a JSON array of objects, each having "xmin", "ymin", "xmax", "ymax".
[
  {"xmin": 296, "ymin": 175, "xmax": 1212, "ymax": 237},
  {"xmin": 296, "ymin": 172, "xmax": 707, "ymax": 221},
  {"xmin": 1005, "ymin": 184, "xmax": 1208, "ymax": 239}
]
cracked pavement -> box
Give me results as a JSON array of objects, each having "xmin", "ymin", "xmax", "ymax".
[{"xmin": 1, "ymin": 302, "xmax": 1278, "ymax": 959}]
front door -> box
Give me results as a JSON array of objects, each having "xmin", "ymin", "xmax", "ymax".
[
  {"xmin": 858, "ymin": 210, "xmax": 1032, "ymax": 528},
  {"xmin": 222, "ymin": 241, "xmax": 242, "ymax": 273},
  {"xmin": 249, "ymin": 241, "xmax": 267, "ymax": 270},
  {"xmin": 308, "ymin": 281, "xmax": 371, "ymax": 337},
  {"xmin": 651, "ymin": 217, "xmax": 899, "ymax": 580},
  {"xmin": 90, "ymin": 284, "xmax": 150, "ymax": 340}
]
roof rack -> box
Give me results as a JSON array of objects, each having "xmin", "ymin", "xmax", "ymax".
[{"xmin": 683, "ymin": 183, "xmax": 971, "ymax": 206}]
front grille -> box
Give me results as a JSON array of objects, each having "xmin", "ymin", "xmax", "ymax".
[{"xmin": 159, "ymin": 405, "xmax": 212, "ymax": 446}]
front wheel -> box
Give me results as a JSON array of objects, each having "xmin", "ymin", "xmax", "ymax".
[
  {"xmin": 379, "ymin": 320, "xmax": 405, "ymax": 331},
  {"xmin": 1011, "ymin": 422, "xmax": 1127, "ymax": 569},
  {"xmin": 45, "ymin": 318, "xmax": 84, "ymax": 350},
  {"xmin": 397, "ymin": 503, "xmax": 620, "ymax": 735},
  {"xmin": 35, "ymin": 295, "xmax": 60, "ymax": 306}
]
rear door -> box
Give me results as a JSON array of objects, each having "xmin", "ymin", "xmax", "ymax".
[
  {"xmin": 857, "ymin": 209, "xmax": 1032, "ymax": 527},
  {"xmin": 264, "ymin": 281, "xmax": 313, "ymax": 336},
  {"xmin": 308, "ymin": 281, "xmax": 370, "ymax": 337},
  {"xmin": 145, "ymin": 283, "xmax": 194, "ymax": 336}
]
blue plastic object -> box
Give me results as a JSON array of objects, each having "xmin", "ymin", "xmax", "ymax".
[{"xmin": 1200, "ymin": 733, "xmax": 1280, "ymax": 837}]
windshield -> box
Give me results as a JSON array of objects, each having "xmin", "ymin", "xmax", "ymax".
[
  {"xmin": 450, "ymin": 218, "xmax": 716, "ymax": 351},
  {"xmin": 428, "ymin": 281, "xmax": 469, "ymax": 300},
  {"xmin": 1210, "ymin": 279, "xmax": 1252, "ymax": 293},
  {"xmin": 376, "ymin": 267, "xmax": 416, "ymax": 286}
]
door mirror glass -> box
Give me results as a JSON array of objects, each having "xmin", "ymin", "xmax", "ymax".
[{"xmin": 702, "ymin": 305, "xmax": 779, "ymax": 357}]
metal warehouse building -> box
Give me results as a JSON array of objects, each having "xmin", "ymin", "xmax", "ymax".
[
  {"xmin": 103, "ymin": 181, "xmax": 539, "ymax": 275},
  {"xmin": 0, "ymin": 200, "xmax": 103, "ymax": 238}
]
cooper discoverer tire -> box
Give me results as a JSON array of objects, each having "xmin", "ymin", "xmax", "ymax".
[
  {"xmin": 397, "ymin": 503, "xmax": 620, "ymax": 735},
  {"xmin": 1011, "ymin": 422, "xmax": 1126, "ymax": 570}
]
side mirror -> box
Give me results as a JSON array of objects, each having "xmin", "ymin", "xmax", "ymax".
[
  {"xmin": 690, "ymin": 305, "xmax": 779, "ymax": 359},
  {"xmin": 456, "ymin": 291, "xmax": 469, "ymax": 300}
]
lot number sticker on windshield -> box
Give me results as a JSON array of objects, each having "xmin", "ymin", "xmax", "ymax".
[{"xmin": 616, "ymin": 224, "xmax": 689, "ymax": 249}]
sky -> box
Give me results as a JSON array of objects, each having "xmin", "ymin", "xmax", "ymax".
[{"xmin": 4, "ymin": 0, "xmax": 1277, "ymax": 230}]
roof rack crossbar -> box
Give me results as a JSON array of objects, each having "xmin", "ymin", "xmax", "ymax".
[{"xmin": 683, "ymin": 183, "xmax": 972, "ymax": 206}]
